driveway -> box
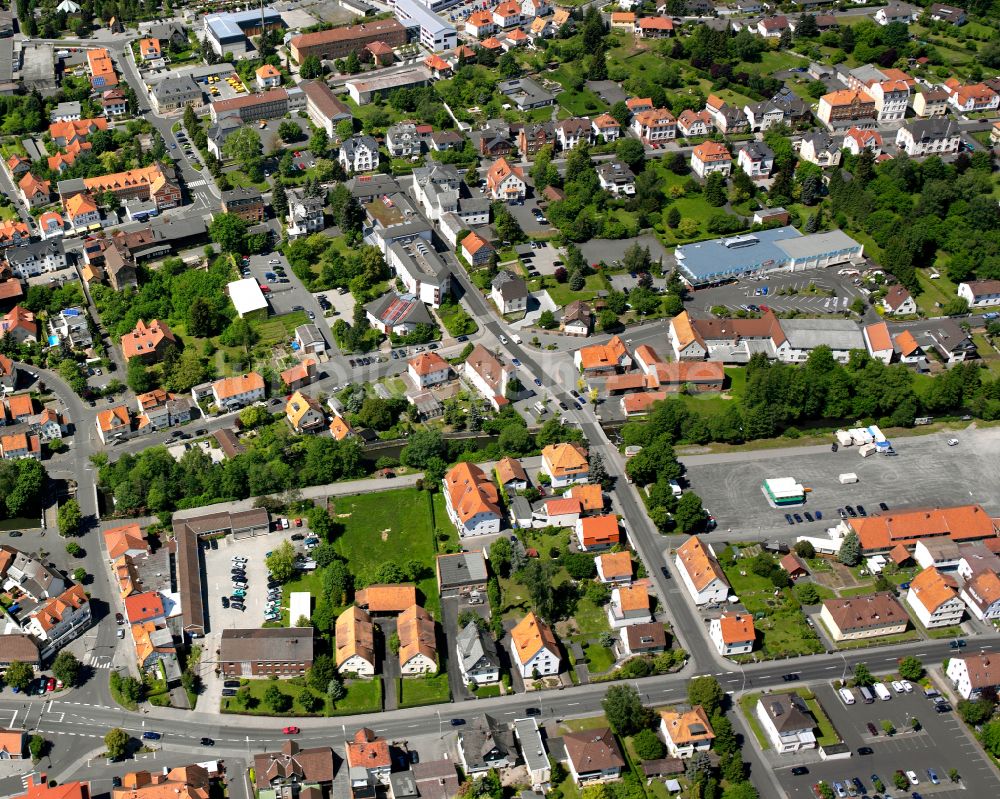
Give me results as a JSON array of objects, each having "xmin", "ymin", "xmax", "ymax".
[{"xmin": 510, "ymin": 291, "xmax": 557, "ymax": 330}]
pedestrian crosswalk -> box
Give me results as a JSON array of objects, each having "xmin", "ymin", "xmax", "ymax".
[
  {"xmin": 21, "ymin": 772, "xmax": 38, "ymax": 788},
  {"xmin": 187, "ymin": 179, "xmax": 206, "ymax": 188},
  {"xmin": 84, "ymin": 654, "xmax": 112, "ymax": 669}
]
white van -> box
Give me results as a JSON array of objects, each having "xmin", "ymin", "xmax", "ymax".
[
  {"xmin": 838, "ymin": 687, "xmax": 856, "ymax": 705},
  {"xmin": 873, "ymin": 682, "xmax": 892, "ymax": 701}
]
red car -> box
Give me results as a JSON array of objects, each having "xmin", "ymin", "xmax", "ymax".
[
  {"xmin": 260, "ymin": 285, "xmax": 271, "ymax": 293},
  {"xmin": 294, "ymin": 518, "xmax": 302, "ymax": 527},
  {"xmin": 46, "ymin": 678, "xmax": 55, "ymax": 692},
  {"xmin": 282, "ymin": 726, "xmax": 300, "ymax": 735}
]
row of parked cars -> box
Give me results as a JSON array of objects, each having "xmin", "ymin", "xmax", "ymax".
[{"xmin": 12, "ymin": 677, "xmax": 61, "ymax": 694}]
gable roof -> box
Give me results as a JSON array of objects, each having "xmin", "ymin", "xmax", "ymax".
[
  {"xmin": 717, "ymin": 612, "xmax": 756, "ymax": 644},
  {"xmin": 563, "ymin": 727, "xmax": 624, "ymax": 773},
  {"xmin": 346, "ymin": 728, "xmax": 391, "ymax": 769},
  {"xmin": 398, "ymin": 604, "xmax": 436, "ymax": 665},
  {"xmin": 336, "ymin": 606, "xmax": 374, "ymax": 668},
  {"xmin": 568, "ymin": 483, "xmax": 604, "ymax": 511},
  {"xmin": 495, "ymin": 456, "xmax": 528, "ymax": 486},
  {"xmin": 676, "ymin": 536, "xmax": 729, "ymax": 592},
  {"xmin": 445, "ymin": 462, "xmax": 501, "ymax": 524},
  {"xmin": 542, "ymin": 442, "xmax": 588, "ymax": 477},
  {"xmin": 822, "ymin": 592, "xmax": 908, "ymax": 631},
  {"xmin": 908, "ymin": 566, "xmax": 959, "ymax": 613},
  {"xmin": 660, "ymin": 706, "xmax": 716, "ymax": 745},
  {"xmin": 354, "ymin": 583, "xmax": 417, "ymax": 613},
  {"xmin": 510, "ymin": 611, "xmax": 558, "ymax": 662}
]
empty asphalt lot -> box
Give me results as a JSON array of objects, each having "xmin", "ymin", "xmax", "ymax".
[{"xmin": 681, "ymin": 426, "xmax": 1000, "ymax": 535}]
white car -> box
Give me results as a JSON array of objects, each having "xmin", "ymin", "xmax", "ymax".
[
  {"xmin": 499, "ymin": 335, "xmax": 508, "ymax": 345},
  {"xmin": 901, "ymin": 680, "xmax": 913, "ymax": 693},
  {"xmin": 948, "ymin": 438, "xmax": 959, "ymax": 446},
  {"xmin": 906, "ymin": 771, "xmax": 919, "ymax": 785},
  {"xmin": 891, "ymin": 680, "xmax": 905, "ymax": 693}
]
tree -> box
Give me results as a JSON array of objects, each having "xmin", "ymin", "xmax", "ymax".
[
  {"xmin": 278, "ymin": 120, "xmax": 302, "ymax": 143},
  {"xmin": 893, "ymin": 771, "xmax": 909, "ymax": 791},
  {"xmin": 538, "ymin": 309, "xmax": 557, "ymax": 329},
  {"xmin": 985, "ymin": 719, "xmax": 1000, "ymax": 757},
  {"xmin": 794, "ymin": 540, "xmax": 815, "ymax": 559},
  {"xmin": 666, "ymin": 206, "xmax": 681, "ymax": 229},
  {"xmin": 209, "ymin": 212, "xmax": 249, "ymax": 254},
  {"xmin": 898, "ymin": 656, "xmax": 924, "ymax": 681},
  {"xmin": 588, "ymin": 451, "xmax": 612, "ymax": 491},
  {"xmin": 187, "ymin": 296, "xmax": 218, "ymax": 338},
  {"xmin": 57, "ymin": 498, "xmax": 82, "ymax": 536},
  {"xmin": 28, "ymin": 734, "xmax": 44, "ymax": 762},
  {"xmin": 345, "ymin": 50, "xmax": 361, "ymax": 74},
  {"xmin": 266, "ymin": 540, "xmax": 297, "ymax": 583},
  {"xmin": 498, "ymin": 51, "xmax": 519, "ymax": 78},
  {"xmin": 853, "ymin": 662, "xmax": 874, "ymax": 687},
  {"xmin": 688, "ymin": 675, "xmax": 724, "ymax": 715},
  {"xmin": 601, "ymin": 684, "xmax": 653, "ymax": 735},
  {"xmin": 722, "ymin": 784, "xmax": 759, "ymax": 799},
  {"xmin": 796, "ymin": 13, "xmax": 818, "ymax": 38},
  {"xmin": 52, "ymin": 651, "xmax": 81, "ymax": 687},
  {"xmin": 105, "ymin": 727, "xmax": 130, "ymax": 760},
  {"xmin": 569, "ymin": 269, "xmax": 585, "ymax": 291},
  {"xmin": 632, "ymin": 728, "xmax": 666, "ymax": 760},
  {"xmin": 336, "ymin": 118, "xmax": 355, "ymax": 141},
  {"xmin": 126, "ymin": 356, "xmax": 155, "ymax": 394},
  {"xmin": 389, "ymin": 631, "xmax": 400, "ymax": 653},
  {"xmin": 271, "ymin": 181, "xmax": 289, "ymax": 220},
  {"xmin": 264, "ymin": 684, "xmax": 291, "ymax": 712},
  {"xmin": 958, "ymin": 698, "xmax": 995, "ymax": 726},
  {"xmin": 328, "ymin": 677, "xmax": 347, "ymax": 700},
  {"xmin": 704, "ymin": 172, "xmax": 727, "ymax": 207},
  {"xmin": 795, "ymin": 583, "xmax": 820, "ymax": 605},
  {"xmin": 308, "ymin": 653, "xmax": 336, "ymax": 691},
  {"xmin": 675, "ymin": 492, "xmax": 706, "ymax": 533},
  {"xmin": 616, "ymin": 138, "xmax": 645, "ymax": 171},
  {"xmin": 65, "ymin": 542, "xmax": 82, "ymax": 558},
  {"xmin": 564, "ymin": 552, "xmax": 597, "ymax": 580},
  {"xmin": 223, "ymin": 125, "xmax": 263, "ymax": 179},
  {"xmin": 838, "ymin": 531, "xmax": 861, "ymax": 566},
  {"xmin": 299, "ymin": 55, "xmax": 323, "ymax": 79},
  {"xmin": 4, "ymin": 660, "xmax": 32, "ymax": 691}
]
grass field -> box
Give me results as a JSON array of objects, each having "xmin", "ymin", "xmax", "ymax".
[
  {"xmin": 803, "ymin": 694, "xmax": 841, "ymax": 746},
  {"xmin": 398, "ymin": 674, "xmax": 451, "ymax": 708},
  {"xmin": 220, "ymin": 677, "xmax": 382, "ymax": 716},
  {"xmin": 739, "ymin": 693, "xmax": 771, "ymax": 749},
  {"xmin": 530, "ymin": 273, "xmax": 606, "ymax": 307},
  {"xmin": 332, "ymin": 488, "xmax": 450, "ymax": 616},
  {"xmin": 258, "ymin": 311, "xmax": 309, "ymax": 346}
]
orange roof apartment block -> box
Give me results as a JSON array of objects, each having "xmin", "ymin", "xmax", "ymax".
[
  {"xmin": 354, "ymin": 583, "xmax": 417, "ymax": 614},
  {"xmin": 905, "ymin": 566, "xmax": 964, "ymax": 628},
  {"xmin": 710, "ymin": 612, "xmax": 756, "ymax": 656},
  {"xmin": 346, "ymin": 728, "xmax": 392, "ymax": 774},
  {"xmin": 659, "ymin": 706, "xmax": 715, "ymax": 757},
  {"xmin": 568, "ymin": 483, "xmax": 604, "ymax": 513},
  {"xmin": 510, "ymin": 611, "xmax": 560, "ymax": 677},
  {"xmin": 65, "ymin": 163, "xmax": 180, "ymax": 211},
  {"xmin": 87, "ymin": 47, "xmax": 118, "ymax": 88},
  {"xmin": 103, "ymin": 523, "xmax": 150, "ymax": 560},
  {"xmin": 575, "ymin": 513, "xmax": 620, "ymax": 550},
  {"xmin": 335, "ymin": 606, "xmax": 376, "ymax": 676},
  {"xmin": 444, "ymin": 462, "xmax": 502, "ymax": 536}
]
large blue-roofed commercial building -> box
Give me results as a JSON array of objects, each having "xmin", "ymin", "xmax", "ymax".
[
  {"xmin": 674, "ymin": 227, "xmax": 864, "ymax": 287},
  {"xmin": 204, "ymin": 8, "xmax": 284, "ymax": 58}
]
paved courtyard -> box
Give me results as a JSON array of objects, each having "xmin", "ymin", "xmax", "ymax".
[{"xmin": 682, "ymin": 427, "xmax": 1000, "ymax": 536}]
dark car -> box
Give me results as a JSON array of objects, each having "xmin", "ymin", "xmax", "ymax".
[
  {"xmin": 221, "ymin": 689, "xmax": 237, "ymax": 698},
  {"xmin": 558, "ymin": 401, "xmax": 569, "ymax": 410},
  {"xmin": 785, "ymin": 513, "xmax": 794, "ymax": 525},
  {"xmin": 857, "ymin": 747, "xmax": 873, "ymax": 756},
  {"xmin": 934, "ymin": 703, "xmax": 951, "ymax": 713},
  {"xmin": 525, "ymin": 707, "xmax": 540, "ymax": 716},
  {"xmin": 115, "ymin": 612, "xmax": 125, "ymax": 625},
  {"xmin": 792, "ymin": 767, "xmax": 809, "ymax": 776},
  {"xmin": 831, "ymin": 442, "xmax": 839, "ymax": 452},
  {"xmin": 201, "ymin": 737, "xmax": 215, "ymax": 746},
  {"xmin": 857, "ymin": 505, "xmax": 867, "ymax": 516},
  {"xmin": 852, "ymin": 778, "xmax": 865, "ymax": 794},
  {"xmin": 224, "ymin": 680, "xmax": 240, "ymax": 688},
  {"xmin": 845, "ymin": 506, "xmax": 857, "ymax": 517},
  {"xmin": 867, "ymin": 722, "xmax": 878, "ymax": 736},
  {"xmin": 230, "ymin": 601, "xmax": 245, "ymax": 611},
  {"xmin": 782, "ymin": 673, "xmax": 799, "ymax": 681},
  {"xmin": 221, "ymin": 596, "xmax": 229, "ymax": 608},
  {"xmin": 450, "ymin": 718, "xmax": 465, "ymax": 726},
  {"xmin": 793, "ymin": 513, "xmax": 803, "ymax": 523},
  {"xmin": 804, "ymin": 512, "xmax": 814, "ymax": 522},
  {"xmin": 291, "ymin": 533, "xmax": 305, "ymax": 540},
  {"xmin": 815, "ymin": 510, "xmax": 823, "ymax": 520},
  {"xmin": 142, "ymin": 731, "xmax": 161, "ymax": 740},
  {"xmin": 456, "ymin": 335, "xmax": 468, "ymax": 342},
  {"xmin": 879, "ymin": 502, "xmax": 889, "ymax": 512},
  {"xmin": 9, "ymin": 531, "xmax": 21, "ymax": 537}
]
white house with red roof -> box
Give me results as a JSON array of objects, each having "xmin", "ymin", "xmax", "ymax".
[{"xmin": 486, "ymin": 157, "xmax": 526, "ymax": 201}]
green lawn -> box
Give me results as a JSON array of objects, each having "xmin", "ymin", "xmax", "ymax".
[
  {"xmin": 220, "ymin": 677, "xmax": 382, "ymax": 716},
  {"xmin": 803, "ymin": 695, "xmax": 841, "ymax": 746},
  {"xmin": 332, "ymin": 488, "xmax": 449, "ymax": 616},
  {"xmin": 257, "ymin": 311, "xmax": 309, "ymax": 346},
  {"xmin": 533, "ymin": 273, "xmax": 606, "ymax": 307},
  {"xmin": 398, "ymin": 673, "xmax": 451, "ymax": 708},
  {"xmin": 437, "ymin": 300, "xmax": 478, "ymax": 337},
  {"xmin": 739, "ymin": 693, "xmax": 771, "ymax": 750},
  {"xmin": 472, "ymin": 683, "xmax": 502, "ymax": 698},
  {"xmin": 584, "ymin": 642, "xmax": 616, "ymax": 673}
]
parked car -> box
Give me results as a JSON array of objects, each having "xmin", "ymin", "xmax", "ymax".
[
  {"xmin": 791, "ymin": 767, "xmax": 809, "ymax": 776},
  {"xmin": 906, "ymin": 771, "xmax": 919, "ymax": 785},
  {"xmin": 450, "ymin": 718, "xmax": 465, "ymax": 726},
  {"xmin": 282, "ymin": 726, "xmax": 300, "ymax": 734},
  {"xmin": 115, "ymin": 612, "xmax": 125, "ymax": 625}
]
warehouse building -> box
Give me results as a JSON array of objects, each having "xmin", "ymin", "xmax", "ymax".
[
  {"xmin": 204, "ymin": 8, "xmax": 284, "ymax": 58},
  {"xmin": 389, "ymin": 0, "xmax": 457, "ymax": 51},
  {"xmin": 674, "ymin": 227, "xmax": 864, "ymax": 287}
]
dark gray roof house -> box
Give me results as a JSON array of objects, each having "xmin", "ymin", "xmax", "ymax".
[
  {"xmin": 456, "ymin": 622, "xmax": 500, "ymax": 681},
  {"xmin": 458, "ymin": 714, "xmax": 518, "ymax": 773},
  {"xmin": 436, "ymin": 551, "xmax": 488, "ymax": 595}
]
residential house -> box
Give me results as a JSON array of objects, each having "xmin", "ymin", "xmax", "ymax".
[
  {"xmin": 0, "ymin": 729, "xmax": 23, "ymax": 759},
  {"xmin": 895, "ymin": 119, "xmax": 961, "ymax": 157},
  {"xmin": 220, "ymin": 188, "xmax": 265, "ymax": 223},
  {"xmin": 596, "ymin": 161, "xmax": 636, "ymax": 197},
  {"xmin": 591, "ymin": 113, "xmax": 620, "ymax": 142},
  {"xmin": 882, "ymin": 285, "xmax": 917, "ymax": 315},
  {"xmin": 354, "ymin": 584, "xmax": 417, "ymax": 615},
  {"xmin": 463, "ymin": 344, "xmax": 512, "ymax": 410},
  {"xmin": 568, "ymin": 484, "xmax": 604, "ymax": 514},
  {"xmin": 619, "ymin": 622, "xmax": 667, "ymax": 656},
  {"xmin": 798, "ymin": 133, "xmax": 842, "ymax": 168},
  {"xmin": 443, "ymin": 462, "xmax": 503, "ymax": 536},
  {"xmin": 756, "ymin": 15, "xmax": 789, "ymax": 36},
  {"xmin": 958, "ymin": 280, "xmax": 1000, "ymax": 308},
  {"xmin": 364, "ymin": 292, "xmax": 434, "ymax": 335},
  {"xmin": 596, "ymin": 551, "xmax": 632, "ymax": 585},
  {"xmin": 253, "ymin": 740, "xmax": 335, "ymax": 792},
  {"xmin": 64, "ymin": 193, "xmax": 101, "ymax": 231},
  {"xmin": 486, "ymin": 157, "xmax": 526, "ymax": 201},
  {"xmin": 913, "ymin": 87, "xmax": 950, "ymax": 117},
  {"xmin": 517, "ymin": 122, "xmax": 555, "ymax": 160},
  {"xmin": 562, "ymin": 728, "xmax": 624, "ymax": 785},
  {"xmin": 339, "ymin": 136, "xmax": 380, "ymax": 174},
  {"xmin": 659, "ymin": 707, "xmax": 715, "ymax": 758},
  {"xmin": 280, "ymin": 358, "xmax": 318, "ymax": 391},
  {"xmin": 219, "ymin": 628, "xmax": 314, "ymax": 678},
  {"xmin": 463, "ymin": 232, "xmax": 495, "ymax": 267},
  {"xmin": 436, "ymin": 551, "xmax": 487, "ymax": 599},
  {"xmin": 541, "ymin": 442, "xmax": 589, "ymax": 487},
  {"xmin": 946, "ymin": 652, "xmax": 1000, "ymax": 700},
  {"xmin": 255, "ymin": 64, "xmax": 281, "ymax": 90},
  {"xmin": 636, "ymin": 16, "xmax": 673, "ymax": 37},
  {"xmin": 537, "ymin": 497, "xmax": 581, "ymax": 528},
  {"xmin": 575, "ymin": 514, "xmax": 620, "ymax": 551},
  {"xmin": 928, "ymin": 2, "xmax": 965, "ymax": 23},
  {"xmin": 346, "ymin": 728, "xmax": 392, "ymax": 785},
  {"xmin": 863, "ymin": 78, "xmax": 910, "ymax": 123},
  {"xmin": 121, "ymin": 319, "xmax": 176, "ymax": 364},
  {"xmin": 575, "ymin": 335, "xmax": 631, "ymax": 375},
  {"xmin": 944, "ymin": 79, "xmax": 999, "ymax": 113},
  {"xmin": 491, "ymin": 270, "xmax": 528, "ymax": 314},
  {"xmin": 408, "ymin": 352, "xmax": 451, "ymax": 388},
  {"xmin": 509, "ymin": 611, "xmax": 559, "ymax": 678},
  {"xmin": 386, "ymin": 236, "xmax": 451, "ymax": 307},
  {"xmin": 0, "ymin": 355, "xmax": 16, "ymax": 390},
  {"xmin": 691, "ymin": 141, "xmax": 732, "ymax": 178},
  {"xmin": 25, "ymin": 584, "xmax": 92, "ymax": 655},
  {"xmin": 609, "ymin": 11, "xmax": 635, "ymax": 29},
  {"xmin": 780, "ymin": 552, "xmax": 809, "ymax": 580},
  {"xmin": 743, "ymin": 100, "xmax": 785, "ymax": 133},
  {"xmin": 736, "ymin": 141, "xmax": 773, "ymax": 178},
  {"xmin": 398, "ymin": 604, "xmax": 437, "ymax": 674},
  {"xmin": 335, "ymin": 606, "xmax": 376, "ymax": 677},
  {"xmin": 874, "ymin": 3, "xmax": 915, "ymax": 24},
  {"xmin": 5, "ymin": 240, "xmax": 66, "ymax": 278},
  {"xmin": 819, "ymin": 593, "xmax": 909, "ymax": 641},
  {"xmin": 387, "ymin": 122, "xmax": 420, "ymax": 157},
  {"xmin": 705, "ymin": 96, "xmax": 749, "ymax": 134},
  {"xmin": 754, "ymin": 693, "xmax": 817, "ymax": 753},
  {"xmin": 562, "ymin": 300, "xmax": 593, "ymax": 336},
  {"xmin": 466, "ymin": 10, "xmax": 495, "ymax": 36},
  {"xmin": 211, "ymin": 373, "xmax": 265, "ymax": 410},
  {"xmin": 709, "ymin": 613, "xmax": 756, "ymax": 656},
  {"xmin": 18, "ymin": 174, "xmax": 50, "ymax": 209},
  {"xmin": 459, "ymin": 715, "xmax": 518, "ymax": 774},
  {"xmin": 631, "ymin": 109, "xmax": 676, "ymax": 144},
  {"xmin": 285, "ymin": 391, "xmax": 326, "ymax": 434},
  {"xmin": 286, "ymin": 188, "xmax": 325, "ymax": 238},
  {"xmin": 0, "ymin": 433, "xmax": 40, "ymax": 461},
  {"xmin": 96, "ymin": 405, "xmax": 132, "ymax": 444},
  {"xmin": 842, "ymin": 127, "xmax": 883, "ymax": 157},
  {"xmin": 607, "ymin": 583, "xmax": 652, "ymax": 628},
  {"xmin": 905, "ymin": 566, "xmax": 964, "ymax": 628},
  {"xmin": 496, "ymin": 457, "xmax": 528, "ymax": 492},
  {"xmin": 493, "ymin": 0, "xmax": 522, "ymax": 27},
  {"xmin": 676, "ymin": 109, "xmax": 713, "ymax": 137},
  {"xmin": 456, "ymin": 622, "xmax": 500, "ymax": 685},
  {"xmin": 555, "ymin": 118, "xmax": 592, "ymax": 151},
  {"xmin": 674, "ymin": 536, "xmax": 730, "ymax": 606}
]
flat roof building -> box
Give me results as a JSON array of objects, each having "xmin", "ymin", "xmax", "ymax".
[
  {"xmin": 674, "ymin": 227, "xmax": 863, "ymax": 286},
  {"xmin": 346, "ymin": 67, "xmax": 433, "ymax": 105},
  {"xmin": 228, "ymin": 278, "xmax": 269, "ymax": 319},
  {"xmin": 204, "ymin": 8, "xmax": 283, "ymax": 57},
  {"xmin": 388, "ymin": 0, "xmax": 457, "ymax": 51}
]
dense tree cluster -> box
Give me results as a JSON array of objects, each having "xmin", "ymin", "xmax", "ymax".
[{"xmin": 95, "ymin": 423, "xmax": 365, "ymax": 515}]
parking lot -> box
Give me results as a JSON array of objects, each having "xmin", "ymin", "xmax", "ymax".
[
  {"xmin": 682, "ymin": 426, "xmax": 1000, "ymax": 535},
  {"xmin": 688, "ymin": 266, "xmax": 871, "ymax": 316},
  {"xmin": 775, "ymin": 682, "xmax": 1000, "ymax": 799},
  {"xmin": 516, "ymin": 241, "xmax": 562, "ymax": 276}
]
